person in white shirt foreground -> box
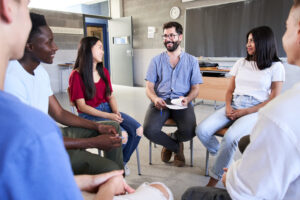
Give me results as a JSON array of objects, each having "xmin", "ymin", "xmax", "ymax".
[{"xmin": 182, "ymin": 0, "xmax": 300, "ymax": 199}]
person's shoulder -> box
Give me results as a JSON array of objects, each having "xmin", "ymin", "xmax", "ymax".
[
  {"xmin": 182, "ymin": 52, "xmax": 197, "ymax": 60},
  {"xmin": 152, "ymin": 52, "xmax": 166, "ymax": 61},
  {"xmin": 70, "ymin": 70, "xmax": 81, "ymax": 79},
  {"xmin": 270, "ymin": 61, "xmax": 285, "ymax": 70},
  {"xmin": 235, "ymin": 58, "xmax": 247, "ymax": 65},
  {"xmin": 0, "ymin": 92, "xmax": 59, "ymax": 139},
  {"xmin": 35, "ymin": 64, "xmax": 50, "ymax": 77},
  {"xmin": 181, "ymin": 52, "xmax": 198, "ymax": 67},
  {"xmin": 103, "ymin": 66, "xmax": 110, "ymax": 74},
  {"xmin": 260, "ymin": 82, "xmax": 300, "ymax": 119},
  {"xmin": 35, "ymin": 64, "xmax": 47, "ymax": 72},
  {"xmin": 259, "ymin": 82, "xmax": 300, "ymax": 143},
  {"xmin": 237, "ymin": 58, "xmax": 246, "ymax": 62},
  {"xmin": 70, "ymin": 69, "xmax": 80, "ymax": 75},
  {"xmin": 6, "ymin": 60, "xmax": 23, "ymax": 75}
]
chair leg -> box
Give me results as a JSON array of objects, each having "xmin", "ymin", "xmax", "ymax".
[
  {"xmin": 136, "ymin": 148, "xmax": 141, "ymax": 175},
  {"xmin": 190, "ymin": 139, "xmax": 193, "ymax": 167},
  {"xmin": 149, "ymin": 141, "xmax": 152, "ymax": 165},
  {"xmin": 205, "ymin": 149, "xmax": 209, "ymax": 176},
  {"xmin": 98, "ymin": 149, "xmax": 103, "ymax": 157}
]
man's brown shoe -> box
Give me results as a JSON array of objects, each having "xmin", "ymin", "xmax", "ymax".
[
  {"xmin": 161, "ymin": 147, "xmax": 173, "ymax": 163},
  {"xmin": 174, "ymin": 142, "xmax": 185, "ymax": 167}
]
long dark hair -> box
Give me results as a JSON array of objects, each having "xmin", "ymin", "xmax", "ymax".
[
  {"xmin": 245, "ymin": 26, "xmax": 281, "ymax": 70},
  {"xmin": 74, "ymin": 37, "xmax": 111, "ymax": 100}
]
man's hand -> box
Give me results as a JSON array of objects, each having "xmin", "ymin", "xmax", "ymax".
[
  {"xmin": 93, "ymin": 135, "xmax": 121, "ymax": 150},
  {"xmin": 97, "ymin": 124, "xmax": 118, "ymax": 136},
  {"xmin": 180, "ymin": 96, "xmax": 189, "ymax": 107},
  {"xmin": 154, "ymin": 97, "xmax": 166, "ymax": 109},
  {"xmin": 222, "ymin": 168, "xmax": 228, "ymax": 187}
]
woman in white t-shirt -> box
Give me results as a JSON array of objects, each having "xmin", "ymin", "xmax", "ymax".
[{"xmin": 196, "ymin": 26, "xmax": 285, "ymax": 187}]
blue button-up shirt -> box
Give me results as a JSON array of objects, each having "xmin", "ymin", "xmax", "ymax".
[{"xmin": 145, "ymin": 51, "xmax": 202, "ymax": 100}]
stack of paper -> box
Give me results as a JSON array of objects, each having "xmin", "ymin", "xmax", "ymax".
[{"xmin": 166, "ymin": 98, "xmax": 188, "ymax": 110}]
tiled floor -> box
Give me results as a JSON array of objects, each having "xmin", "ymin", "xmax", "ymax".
[{"xmin": 55, "ymin": 85, "xmax": 235, "ymax": 200}]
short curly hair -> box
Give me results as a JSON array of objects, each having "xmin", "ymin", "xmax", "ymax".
[
  {"xmin": 163, "ymin": 21, "xmax": 183, "ymax": 35},
  {"xmin": 28, "ymin": 13, "xmax": 47, "ymax": 42}
]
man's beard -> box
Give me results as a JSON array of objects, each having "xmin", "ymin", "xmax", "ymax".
[{"xmin": 164, "ymin": 41, "xmax": 180, "ymax": 52}]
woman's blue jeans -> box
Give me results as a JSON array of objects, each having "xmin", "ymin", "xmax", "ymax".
[
  {"xmin": 79, "ymin": 102, "xmax": 141, "ymax": 163},
  {"xmin": 196, "ymin": 95, "xmax": 261, "ymax": 180}
]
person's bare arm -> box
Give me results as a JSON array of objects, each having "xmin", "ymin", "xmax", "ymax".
[
  {"xmin": 75, "ymin": 98, "xmax": 123, "ymax": 123},
  {"xmin": 181, "ymin": 84, "xmax": 200, "ymax": 106},
  {"xmin": 146, "ymin": 81, "xmax": 166, "ymax": 109},
  {"xmin": 48, "ymin": 95, "xmax": 120, "ymax": 149},
  {"xmin": 222, "ymin": 168, "xmax": 228, "ymax": 187},
  {"xmin": 49, "ymin": 95, "xmax": 99, "ymax": 129},
  {"xmin": 64, "ymin": 135, "xmax": 121, "ymax": 150},
  {"xmin": 107, "ymin": 95, "xmax": 119, "ymax": 114},
  {"xmin": 225, "ymin": 76, "xmax": 236, "ymax": 120},
  {"xmin": 230, "ymin": 81, "xmax": 283, "ymax": 120}
]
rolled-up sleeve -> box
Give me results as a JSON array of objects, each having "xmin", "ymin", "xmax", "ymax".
[
  {"xmin": 190, "ymin": 57, "xmax": 203, "ymax": 85},
  {"xmin": 145, "ymin": 58, "xmax": 157, "ymax": 83}
]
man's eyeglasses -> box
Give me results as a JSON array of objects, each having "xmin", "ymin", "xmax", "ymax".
[{"xmin": 162, "ymin": 34, "xmax": 178, "ymax": 39}]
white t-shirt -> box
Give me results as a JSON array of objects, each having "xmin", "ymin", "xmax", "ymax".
[
  {"xmin": 4, "ymin": 60, "xmax": 53, "ymax": 114},
  {"xmin": 229, "ymin": 58, "xmax": 285, "ymax": 102},
  {"xmin": 226, "ymin": 82, "xmax": 300, "ymax": 200}
]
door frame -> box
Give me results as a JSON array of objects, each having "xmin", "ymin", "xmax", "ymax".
[{"xmin": 83, "ymin": 15, "xmax": 111, "ymax": 72}]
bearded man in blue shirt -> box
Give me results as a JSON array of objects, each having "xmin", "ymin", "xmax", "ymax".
[{"xmin": 144, "ymin": 21, "xmax": 203, "ymax": 167}]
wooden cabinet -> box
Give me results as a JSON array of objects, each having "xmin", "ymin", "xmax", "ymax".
[{"xmin": 197, "ymin": 76, "xmax": 231, "ymax": 101}]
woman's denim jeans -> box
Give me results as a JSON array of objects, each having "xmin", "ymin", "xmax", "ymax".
[
  {"xmin": 79, "ymin": 102, "xmax": 141, "ymax": 163},
  {"xmin": 196, "ymin": 95, "xmax": 261, "ymax": 180}
]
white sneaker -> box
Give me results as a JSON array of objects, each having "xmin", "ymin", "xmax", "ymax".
[{"xmin": 124, "ymin": 164, "xmax": 130, "ymax": 176}]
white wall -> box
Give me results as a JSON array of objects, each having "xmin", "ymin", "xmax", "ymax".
[
  {"xmin": 133, "ymin": 48, "xmax": 164, "ymax": 86},
  {"xmin": 43, "ymin": 49, "xmax": 77, "ymax": 94},
  {"xmin": 45, "ymin": 0, "xmax": 300, "ymax": 93},
  {"xmin": 110, "ymin": 0, "xmax": 123, "ymax": 18}
]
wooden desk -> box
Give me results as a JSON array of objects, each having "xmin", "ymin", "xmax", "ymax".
[
  {"xmin": 197, "ymin": 67, "xmax": 231, "ymax": 103},
  {"xmin": 200, "ymin": 67, "xmax": 230, "ymax": 73},
  {"xmin": 198, "ymin": 76, "xmax": 231, "ymax": 101}
]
